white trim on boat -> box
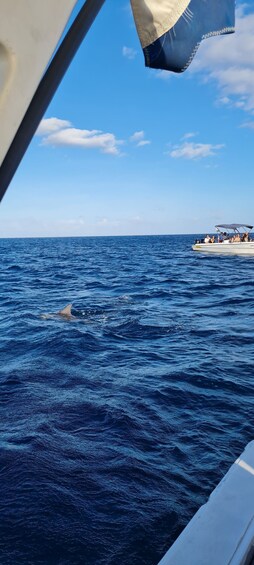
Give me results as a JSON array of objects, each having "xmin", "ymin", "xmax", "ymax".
[{"xmin": 193, "ymin": 241, "xmax": 254, "ymax": 254}]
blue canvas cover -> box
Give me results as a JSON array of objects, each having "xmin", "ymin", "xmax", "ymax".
[{"xmin": 131, "ymin": 0, "xmax": 235, "ymax": 73}]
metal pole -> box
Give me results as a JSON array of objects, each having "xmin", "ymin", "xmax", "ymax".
[{"xmin": 0, "ymin": 0, "xmax": 106, "ymax": 202}]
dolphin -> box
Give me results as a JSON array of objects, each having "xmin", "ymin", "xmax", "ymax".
[
  {"xmin": 41, "ymin": 303, "xmax": 75, "ymax": 320},
  {"xmin": 57, "ymin": 304, "xmax": 74, "ymax": 319}
]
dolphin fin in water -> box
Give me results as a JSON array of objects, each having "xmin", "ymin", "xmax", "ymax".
[
  {"xmin": 41, "ymin": 303, "xmax": 74, "ymax": 320},
  {"xmin": 57, "ymin": 304, "xmax": 73, "ymax": 318}
]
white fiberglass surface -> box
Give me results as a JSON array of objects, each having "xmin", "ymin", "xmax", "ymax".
[{"xmin": 0, "ymin": 43, "xmax": 10, "ymax": 94}]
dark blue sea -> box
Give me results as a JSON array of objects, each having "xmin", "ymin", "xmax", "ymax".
[{"xmin": 0, "ymin": 234, "xmax": 254, "ymax": 565}]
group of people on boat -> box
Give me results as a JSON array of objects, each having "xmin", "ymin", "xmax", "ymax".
[
  {"xmin": 204, "ymin": 232, "xmax": 250, "ymax": 244},
  {"xmin": 193, "ymin": 224, "xmax": 254, "ymax": 251}
]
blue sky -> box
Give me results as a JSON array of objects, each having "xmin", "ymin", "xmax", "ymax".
[{"xmin": 1, "ymin": 0, "xmax": 254, "ymax": 237}]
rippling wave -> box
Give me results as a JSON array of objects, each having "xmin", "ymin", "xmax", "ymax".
[{"xmin": 0, "ymin": 235, "xmax": 254, "ymax": 564}]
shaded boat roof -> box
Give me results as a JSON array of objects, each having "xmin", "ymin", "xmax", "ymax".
[{"xmin": 215, "ymin": 224, "xmax": 253, "ymax": 230}]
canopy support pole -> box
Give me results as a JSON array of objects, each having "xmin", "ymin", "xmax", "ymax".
[{"xmin": 0, "ymin": 0, "xmax": 106, "ymax": 202}]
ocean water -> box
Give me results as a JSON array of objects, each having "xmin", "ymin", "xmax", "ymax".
[{"xmin": 0, "ymin": 234, "xmax": 254, "ymax": 565}]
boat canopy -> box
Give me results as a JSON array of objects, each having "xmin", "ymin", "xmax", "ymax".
[{"xmin": 215, "ymin": 224, "xmax": 253, "ymax": 231}]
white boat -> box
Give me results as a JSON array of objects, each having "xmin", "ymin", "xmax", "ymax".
[{"xmin": 193, "ymin": 224, "xmax": 254, "ymax": 254}]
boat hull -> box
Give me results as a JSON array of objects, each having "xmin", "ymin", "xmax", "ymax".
[
  {"xmin": 158, "ymin": 441, "xmax": 254, "ymax": 565},
  {"xmin": 192, "ymin": 242, "xmax": 254, "ymax": 254}
]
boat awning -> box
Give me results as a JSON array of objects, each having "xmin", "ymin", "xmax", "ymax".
[
  {"xmin": 215, "ymin": 224, "xmax": 253, "ymax": 231},
  {"xmin": 0, "ymin": 0, "xmax": 105, "ymax": 203}
]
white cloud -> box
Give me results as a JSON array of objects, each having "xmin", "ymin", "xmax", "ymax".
[
  {"xmin": 217, "ymin": 96, "xmax": 231, "ymax": 106},
  {"xmin": 0, "ymin": 213, "xmax": 146, "ymax": 237},
  {"xmin": 36, "ymin": 117, "xmax": 71, "ymax": 136},
  {"xmin": 96, "ymin": 217, "xmax": 120, "ymax": 227},
  {"xmin": 130, "ymin": 131, "xmax": 144, "ymax": 142},
  {"xmin": 136, "ymin": 140, "xmax": 151, "ymax": 146},
  {"xmin": 96, "ymin": 215, "xmax": 142, "ymax": 228},
  {"xmin": 182, "ymin": 132, "xmax": 197, "ymax": 140},
  {"xmin": 241, "ymin": 121, "xmax": 254, "ymax": 129},
  {"xmin": 169, "ymin": 141, "xmax": 224, "ymax": 160},
  {"xmin": 190, "ymin": 7, "xmax": 254, "ymax": 113},
  {"xmin": 130, "ymin": 130, "xmax": 151, "ymax": 147},
  {"xmin": 122, "ymin": 46, "xmax": 137, "ymax": 60},
  {"xmin": 44, "ymin": 128, "xmax": 122, "ymax": 155},
  {"xmin": 36, "ymin": 118, "xmax": 123, "ymax": 155},
  {"xmin": 155, "ymin": 70, "xmax": 171, "ymax": 80}
]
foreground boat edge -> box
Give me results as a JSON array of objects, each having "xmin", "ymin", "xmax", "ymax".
[{"xmin": 158, "ymin": 440, "xmax": 254, "ymax": 565}]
